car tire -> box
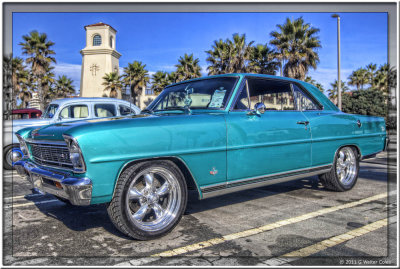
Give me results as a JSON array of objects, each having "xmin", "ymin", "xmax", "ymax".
[
  {"xmin": 3, "ymin": 144, "xmax": 22, "ymax": 170},
  {"xmin": 319, "ymin": 146, "xmax": 360, "ymax": 191},
  {"xmin": 107, "ymin": 160, "xmax": 187, "ymax": 240}
]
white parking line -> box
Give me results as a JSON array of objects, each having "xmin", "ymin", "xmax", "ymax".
[
  {"xmin": 115, "ymin": 191, "xmax": 391, "ymax": 266},
  {"xmin": 3, "ymin": 193, "xmax": 44, "ymax": 201},
  {"xmin": 6, "ymin": 199, "xmax": 60, "ymax": 208},
  {"xmin": 259, "ymin": 216, "xmax": 395, "ymax": 266}
]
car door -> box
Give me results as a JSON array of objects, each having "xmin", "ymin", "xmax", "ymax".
[{"xmin": 225, "ymin": 77, "xmax": 312, "ymax": 182}]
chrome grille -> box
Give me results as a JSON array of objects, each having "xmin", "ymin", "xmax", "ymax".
[{"xmin": 28, "ymin": 142, "xmax": 73, "ymax": 169}]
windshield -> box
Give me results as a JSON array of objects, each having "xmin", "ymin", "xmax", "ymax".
[
  {"xmin": 42, "ymin": 104, "xmax": 59, "ymax": 118},
  {"xmin": 147, "ymin": 77, "xmax": 238, "ymax": 111}
]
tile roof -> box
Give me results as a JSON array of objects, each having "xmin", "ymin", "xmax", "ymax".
[{"xmin": 84, "ymin": 22, "xmax": 117, "ymax": 32}]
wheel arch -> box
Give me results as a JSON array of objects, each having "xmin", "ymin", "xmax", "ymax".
[
  {"xmin": 334, "ymin": 144, "xmax": 362, "ymax": 161},
  {"xmin": 112, "ymin": 156, "xmax": 202, "ymax": 200}
]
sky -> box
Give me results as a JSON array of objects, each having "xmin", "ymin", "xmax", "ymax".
[{"xmin": 12, "ymin": 12, "xmax": 388, "ymax": 95}]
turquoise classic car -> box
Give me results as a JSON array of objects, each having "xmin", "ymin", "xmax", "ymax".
[{"xmin": 15, "ymin": 74, "xmax": 388, "ymax": 240}]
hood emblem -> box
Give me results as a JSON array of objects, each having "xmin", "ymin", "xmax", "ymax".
[{"xmin": 210, "ymin": 167, "xmax": 218, "ymax": 176}]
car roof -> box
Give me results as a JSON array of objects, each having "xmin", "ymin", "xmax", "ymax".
[
  {"xmin": 49, "ymin": 97, "xmax": 138, "ymax": 108},
  {"xmin": 165, "ymin": 73, "xmax": 311, "ymax": 88}
]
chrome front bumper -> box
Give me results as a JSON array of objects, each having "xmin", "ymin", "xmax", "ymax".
[{"xmin": 14, "ymin": 160, "xmax": 92, "ymax": 206}]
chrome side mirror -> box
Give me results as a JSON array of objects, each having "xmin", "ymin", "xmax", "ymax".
[{"xmin": 248, "ymin": 102, "xmax": 266, "ymax": 116}]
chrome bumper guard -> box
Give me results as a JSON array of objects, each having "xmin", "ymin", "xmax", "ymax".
[
  {"xmin": 14, "ymin": 160, "xmax": 92, "ymax": 206},
  {"xmin": 383, "ymin": 137, "xmax": 389, "ymax": 151}
]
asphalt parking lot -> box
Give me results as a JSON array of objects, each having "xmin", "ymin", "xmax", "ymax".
[{"xmin": 2, "ymin": 141, "xmax": 397, "ymax": 266}]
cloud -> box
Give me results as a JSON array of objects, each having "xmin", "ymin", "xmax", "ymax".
[
  {"xmin": 307, "ymin": 67, "xmax": 353, "ymax": 92},
  {"xmin": 53, "ymin": 62, "xmax": 81, "ymax": 94}
]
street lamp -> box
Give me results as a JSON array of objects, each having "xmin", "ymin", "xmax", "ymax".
[{"xmin": 332, "ymin": 13, "xmax": 341, "ymax": 110}]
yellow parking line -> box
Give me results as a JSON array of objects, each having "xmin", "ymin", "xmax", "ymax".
[
  {"xmin": 151, "ymin": 192, "xmax": 388, "ymax": 257},
  {"xmin": 281, "ymin": 218, "xmax": 388, "ymax": 258},
  {"xmin": 7, "ymin": 199, "xmax": 59, "ymax": 208}
]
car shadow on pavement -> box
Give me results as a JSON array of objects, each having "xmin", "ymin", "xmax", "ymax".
[
  {"xmin": 185, "ymin": 176, "xmax": 326, "ymax": 215},
  {"xmin": 24, "ymin": 176, "xmax": 324, "ymax": 239},
  {"xmin": 25, "ymin": 199, "xmax": 133, "ymax": 240}
]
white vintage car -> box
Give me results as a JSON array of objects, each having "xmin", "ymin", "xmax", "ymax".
[{"xmin": 3, "ymin": 97, "xmax": 141, "ymax": 169}]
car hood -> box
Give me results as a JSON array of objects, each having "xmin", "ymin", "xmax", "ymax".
[
  {"xmin": 5, "ymin": 118, "xmax": 52, "ymax": 127},
  {"xmin": 21, "ymin": 111, "xmax": 225, "ymax": 142},
  {"xmin": 4, "ymin": 118, "xmax": 52, "ymax": 133},
  {"xmin": 22, "ymin": 114, "xmax": 155, "ymax": 141}
]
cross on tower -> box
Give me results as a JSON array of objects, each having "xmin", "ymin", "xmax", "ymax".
[{"xmin": 90, "ymin": 64, "xmax": 100, "ymax": 76}]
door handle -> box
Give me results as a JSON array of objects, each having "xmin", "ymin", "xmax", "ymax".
[{"xmin": 297, "ymin": 121, "xmax": 309, "ymax": 126}]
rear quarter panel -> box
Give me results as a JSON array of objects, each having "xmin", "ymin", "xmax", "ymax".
[{"xmin": 304, "ymin": 111, "xmax": 386, "ymax": 166}]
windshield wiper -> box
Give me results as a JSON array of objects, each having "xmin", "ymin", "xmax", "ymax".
[
  {"xmin": 155, "ymin": 106, "xmax": 191, "ymax": 113},
  {"xmin": 141, "ymin": 108, "xmax": 154, "ymax": 114}
]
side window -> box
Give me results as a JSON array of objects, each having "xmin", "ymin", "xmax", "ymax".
[
  {"xmin": 233, "ymin": 78, "xmax": 295, "ymax": 111},
  {"xmin": 292, "ymin": 84, "xmax": 320, "ymax": 111},
  {"xmin": 94, "ymin": 103, "xmax": 117, "ymax": 117},
  {"xmin": 59, "ymin": 105, "xmax": 89, "ymax": 119},
  {"xmin": 119, "ymin": 105, "xmax": 135, "ymax": 116}
]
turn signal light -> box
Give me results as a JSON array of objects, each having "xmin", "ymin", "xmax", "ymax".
[{"xmin": 55, "ymin": 182, "xmax": 63, "ymax": 189}]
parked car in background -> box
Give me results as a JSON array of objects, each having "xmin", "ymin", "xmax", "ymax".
[
  {"xmin": 15, "ymin": 74, "xmax": 387, "ymax": 240},
  {"xmin": 12, "ymin": 108, "xmax": 42, "ymax": 119},
  {"xmin": 4, "ymin": 97, "xmax": 140, "ymax": 170}
]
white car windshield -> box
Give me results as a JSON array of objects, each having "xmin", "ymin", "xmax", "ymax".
[{"xmin": 42, "ymin": 104, "xmax": 59, "ymax": 118}]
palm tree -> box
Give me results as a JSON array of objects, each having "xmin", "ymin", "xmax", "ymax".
[
  {"xmin": 270, "ymin": 17, "xmax": 321, "ymax": 80},
  {"xmin": 366, "ymin": 63, "xmax": 377, "ymax": 85},
  {"xmin": 167, "ymin": 71, "xmax": 179, "ymax": 84},
  {"xmin": 206, "ymin": 33, "xmax": 254, "ymax": 75},
  {"xmin": 40, "ymin": 67, "xmax": 56, "ymax": 106},
  {"xmin": 3, "ymin": 54, "xmax": 13, "ymax": 118},
  {"xmin": 10, "ymin": 57, "xmax": 29, "ymax": 109},
  {"xmin": 328, "ymin": 80, "xmax": 349, "ymax": 102},
  {"xmin": 19, "ymin": 30, "xmax": 56, "ymax": 110},
  {"xmin": 227, "ymin": 33, "xmax": 254, "ymax": 73},
  {"xmin": 205, "ymin": 39, "xmax": 230, "ymax": 75},
  {"xmin": 248, "ymin": 44, "xmax": 279, "ymax": 75},
  {"xmin": 151, "ymin": 71, "xmax": 169, "ymax": 94},
  {"xmin": 348, "ymin": 68, "xmax": 369, "ymax": 90},
  {"xmin": 102, "ymin": 72, "xmax": 123, "ymax": 98},
  {"xmin": 47, "ymin": 75, "xmax": 75, "ymax": 101},
  {"xmin": 175, "ymin": 53, "xmax": 201, "ymax": 82},
  {"xmin": 122, "ymin": 61, "xmax": 149, "ymax": 106},
  {"xmin": 304, "ymin": 76, "xmax": 325, "ymax": 93}
]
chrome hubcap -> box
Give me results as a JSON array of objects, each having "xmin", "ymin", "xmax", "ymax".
[
  {"xmin": 6, "ymin": 148, "xmax": 23, "ymax": 166},
  {"xmin": 125, "ymin": 167, "xmax": 181, "ymax": 232},
  {"xmin": 336, "ymin": 147, "xmax": 357, "ymax": 186}
]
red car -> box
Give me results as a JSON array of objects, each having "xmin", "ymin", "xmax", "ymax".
[{"xmin": 12, "ymin": 108, "xmax": 42, "ymax": 120}]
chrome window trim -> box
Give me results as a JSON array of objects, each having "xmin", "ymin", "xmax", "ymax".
[
  {"xmin": 59, "ymin": 104, "xmax": 90, "ymax": 120},
  {"xmin": 229, "ymin": 76, "xmax": 298, "ymax": 112}
]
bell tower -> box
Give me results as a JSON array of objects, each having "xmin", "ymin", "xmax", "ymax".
[{"xmin": 80, "ymin": 22, "xmax": 122, "ymax": 98}]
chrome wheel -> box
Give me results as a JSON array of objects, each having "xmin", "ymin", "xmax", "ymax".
[
  {"xmin": 336, "ymin": 147, "xmax": 357, "ymax": 186},
  {"xmin": 5, "ymin": 147, "xmax": 22, "ymax": 169},
  {"xmin": 125, "ymin": 167, "xmax": 182, "ymax": 232}
]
